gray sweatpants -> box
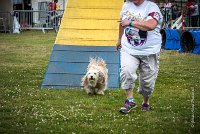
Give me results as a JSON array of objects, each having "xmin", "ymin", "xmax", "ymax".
[{"xmin": 120, "ymin": 51, "xmax": 160, "ymax": 97}]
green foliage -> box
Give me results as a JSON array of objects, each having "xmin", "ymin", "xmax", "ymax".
[{"xmin": 0, "ymin": 31, "xmax": 200, "ymax": 134}]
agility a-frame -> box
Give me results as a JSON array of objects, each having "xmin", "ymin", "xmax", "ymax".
[{"xmin": 41, "ymin": 0, "xmax": 123, "ymax": 89}]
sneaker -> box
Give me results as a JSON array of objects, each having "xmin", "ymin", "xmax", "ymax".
[
  {"xmin": 119, "ymin": 99, "xmax": 137, "ymax": 114},
  {"xmin": 141, "ymin": 103, "xmax": 150, "ymax": 111}
]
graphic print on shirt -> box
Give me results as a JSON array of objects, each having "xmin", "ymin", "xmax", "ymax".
[{"xmin": 122, "ymin": 11, "xmax": 147, "ymax": 47}]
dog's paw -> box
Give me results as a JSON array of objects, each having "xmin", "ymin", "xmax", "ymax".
[
  {"xmin": 87, "ymin": 92, "xmax": 94, "ymax": 95},
  {"xmin": 86, "ymin": 90, "xmax": 94, "ymax": 95},
  {"xmin": 96, "ymin": 90, "xmax": 104, "ymax": 95}
]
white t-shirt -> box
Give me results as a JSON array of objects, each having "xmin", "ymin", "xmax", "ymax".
[{"xmin": 120, "ymin": 1, "xmax": 163, "ymax": 55}]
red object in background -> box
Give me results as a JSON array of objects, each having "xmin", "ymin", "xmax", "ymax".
[
  {"xmin": 186, "ymin": 2, "xmax": 192, "ymax": 8},
  {"xmin": 48, "ymin": 2, "xmax": 53, "ymax": 10},
  {"xmin": 186, "ymin": 2, "xmax": 193, "ymax": 15},
  {"xmin": 51, "ymin": 2, "xmax": 56, "ymax": 10},
  {"xmin": 48, "ymin": 2, "xmax": 56, "ymax": 11},
  {"xmin": 181, "ymin": 12, "xmax": 185, "ymax": 30}
]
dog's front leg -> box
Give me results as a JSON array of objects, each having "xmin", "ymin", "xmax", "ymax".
[
  {"xmin": 85, "ymin": 87, "xmax": 94, "ymax": 95},
  {"xmin": 96, "ymin": 88, "xmax": 104, "ymax": 95},
  {"xmin": 86, "ymin": 90, "xmax": 93, "ymax": 95},
  {"xmin": 87, "ymin": 87, "xmax": 96, "ymax": 95}
]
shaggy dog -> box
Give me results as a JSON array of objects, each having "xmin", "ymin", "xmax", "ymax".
[{"xmin": 81, "ymin": 58, "xmax": 108, "ymax": 95}]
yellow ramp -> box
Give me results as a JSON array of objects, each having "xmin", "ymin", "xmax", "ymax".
[{"xmin": 55, "ymin": 0, "xmax": 123, "ymax": 46}]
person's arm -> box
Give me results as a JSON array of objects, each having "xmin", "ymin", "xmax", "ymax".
[
  {"xmin": 118, "ymin": 21, "xmax": 124, "ymax": 40},
  {"xmin": 131, "ymin": 19, "xmax": 157, "ymax": 31},
  {"xmin": 116, "ymin": 21, "xmax": 124, "ymax": 50},
  {"xmin": 119, "ymin": 18, "xmax": 158, "ymax": 31},
  {"xmin": 119, "ymin": 4, "xmax": 162, "ymax": 31}
]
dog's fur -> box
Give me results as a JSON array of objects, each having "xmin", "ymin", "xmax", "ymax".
[{"xmin": 81, "ymin": 58, "xmax": 108, "ymax": 95}]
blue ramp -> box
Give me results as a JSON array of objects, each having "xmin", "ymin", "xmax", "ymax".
[{"xmin": 41, "ymin": 45, "xmax": 120, "ymax": 89}]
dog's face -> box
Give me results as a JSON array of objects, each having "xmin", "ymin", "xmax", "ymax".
[
  {"xmin": 81, "ymin": 58, "xmax": 107, "ymax": 93},
  {"xmin": 86, "ymin": 70, "xmax": 99, "ymax": 87}
]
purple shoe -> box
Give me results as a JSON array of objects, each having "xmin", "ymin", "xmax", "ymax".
[
  {"xmin": 141, "ymin": 103, "xmax": 150, "ymax": 111},
  {"xmin": 119, "ymin": 99, "xmax": 137, "ymax": 114}
]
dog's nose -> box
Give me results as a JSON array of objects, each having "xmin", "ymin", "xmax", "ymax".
[{"xmin": 90, "ymin": 76, "xmax": 94, "ymax": 80}]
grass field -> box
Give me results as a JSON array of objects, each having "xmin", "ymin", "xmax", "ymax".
[{"xmin": 0, "ymin": 31, "xmax": 200, "ymax": 134}]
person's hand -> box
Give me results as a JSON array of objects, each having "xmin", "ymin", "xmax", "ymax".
[
  {"xmin": 118, "ymin": 19, "xmax": 130, "ymax": 27},
  {"xmin": 116, "ymin": 39, "xmax": 122, "ymax": 51}
]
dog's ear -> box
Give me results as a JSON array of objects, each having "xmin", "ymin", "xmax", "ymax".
[{"xmin": 81, "ymin": 75, "xmax": 88, "ymax": 86}]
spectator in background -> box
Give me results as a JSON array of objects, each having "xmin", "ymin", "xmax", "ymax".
[
  {"xmin": 186, "ymin": 0, "xmax": 193, "ymax": 26},
  {"xmin": 172, "ymin": 1, "xmax": 179, "ymax": 20},
  {"xmin": 48, "ymin": 0, "xmax": 59, "ymax": 15},
  {"xmin": 164, "ymin": 0, "xmax": 172, "ymax": 13},
  {"xmin": 52, "ymin": 0, "xmax": 59, "ymax": 11},
  {"xmin": 48, "ymin": 0, "xmax": 59, "ymax": 11},
  {"xmin": 186, "ymin": 0, "xmax": 193, "ymax": 13},
  {"xmin": 177, "ymin": 6, "xmax": 182, "ymax": 18},
  {"xmin": 190, "ymin": 1, "xmax": 199, "ymax": 27},
  {"xmin": 163, "ymin": 0, "xmax": 172, "ymax": 27},
  {"xmin": 47, "ymin": 0, "xmax": 59, "ymax": 27},
  {"xmin": 48, "ymin": 2, "xmax": 53, "ymax": 10}
]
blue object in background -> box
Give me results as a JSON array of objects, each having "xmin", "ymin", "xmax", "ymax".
[
  {"xmin": 161, "ymin": 29, "xmax": 181, "ymax": 50},
  {"xmin": 180, "ymin": 30, "xmax": 200, "ymax": 54},
  {"xmin": 191, "ymin": 30, "xmax": 200, "ymax": 54}
]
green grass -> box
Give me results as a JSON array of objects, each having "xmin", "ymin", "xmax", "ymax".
[{"xmin": 0, "ymin": 30, "xmax": 200, "ymax": 134}]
